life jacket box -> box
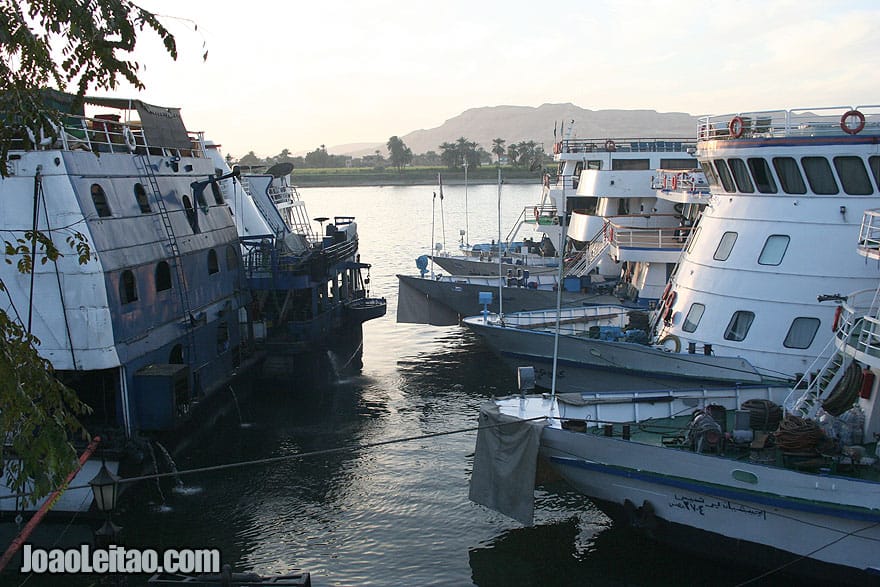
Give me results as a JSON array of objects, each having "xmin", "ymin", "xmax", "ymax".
[
  {"xmin": 563, "ymin": 276, "xmax": 581, "ymax": 292},
  {"xmin": 134, "ymin": 363, "xmax": 191, "ymax": 431}
]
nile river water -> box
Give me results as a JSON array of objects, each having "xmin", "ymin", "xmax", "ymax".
[{"xmin": 23, "ymin": 183, "xmax": 798, "ymax": 586}]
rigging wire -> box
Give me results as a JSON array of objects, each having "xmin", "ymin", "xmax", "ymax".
[{"xmin": 0, "ymin": 416, "xmax": 551, "ymax": 502}]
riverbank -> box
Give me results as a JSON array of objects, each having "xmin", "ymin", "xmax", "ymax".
[{"xmin": 290, "ymin": 165, "xmax": 544, "ymax": 187}]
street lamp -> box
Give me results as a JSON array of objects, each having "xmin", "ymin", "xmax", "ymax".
[{"xmin": 90, "ymin": 463, "xmax": 122, "ymax": 548}]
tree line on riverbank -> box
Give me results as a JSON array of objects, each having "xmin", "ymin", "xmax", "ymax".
[{"xmin": 233, "ymin": 134, "xmax": 551, "ymax": 178}]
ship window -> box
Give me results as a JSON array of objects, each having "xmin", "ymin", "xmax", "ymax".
[
  {"xmin": 772, "ymin": 157, "xmax": 807, "ymax": 194},
  {"xmin": 713, "ymin": 160, "xmax": 736, "ymax": 192},
  {"xmin": 834, "ymin": 156, "xmax": 873, "ymax": 195},
  {"xmin": 226, "ymin": 245, "xmax": 239, "ymax": 270},
  {"xmin": 120, "ymin": 269, "xmax": 138, "ymax": 304},
  {"xmin": 758, "ymin": 234, "xmax": 790, "ymax": 266},
  {"xmin": 169, "ymin": 344, "xmax": 184, "ymax": 364},
  {"xmin": 713, "ymin": 231, "xmax": 738, "ymax": 261},
  {"xmin": 210, "ymin": 180, "xmax": 224, "ymax": 205},
  {"xmin": 572, "ymin": 161, "xmax": 583, "ymax": 190},
  {"xmin": 611, "ymin": 159, "xmax": 649, "ymax": 171},
  {"xmin": 207, "ymin": 249, "xmax": 219, "ymax": 275},
  {"xmin": 91, "ymin": 184, "xmax": 112, "ymax": 217},
  {"xmin": 724, "ymin": 310, "xmax": 755, "ymax": 342},
  {"xmin": 682, "ymin": 303, "xmax": 705, "ymax": 333},
  {"xmin": 869, "ymin": 156, "xmax": 880, "ymax": 188},
  {"xmin": 155, "ymin": 261, "xmax": 172, "ymax": 291},
  {"xmin": 747, "ymin": 158, "xmax": 777, "ymax": 194},
  {"xmin": 728, "ymin": 159, "xmax": 754, "ymax": 193},
  {"xmin": 801, "ymin": 157, "xmax": 839, "ymax": 194},
  {"xmin": 783, "ymin": 317, "xmax": 820, "ymax": 349},
  {"xmin": 586, "ymin": 160, "xmax": 602, "ymax": 170},
  {"xmin": 686, "ymin": 226, "xmax": 702, "ymax": 254},
  {"xmin": 700, "ymin": 161, "xmax": 720, "ymax": 187},
  {"xmin": 660, "ymin": 158, "xmax": 698, "ymax": 169},
  {"xmin": 134, "ymin": 183, "xmax": 151, "ymax": 213}
]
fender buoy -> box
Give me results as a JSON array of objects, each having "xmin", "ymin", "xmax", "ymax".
[
  {"xmin": 605, "ymin": 139, "xmax": 616, "ymax": 151},
  {"xmin": 729, "ymin": 116, "xmax": 745, "ymax": 138},
  {"xmin": 840, "ymin": 110, "xmax": 865, "ymax": 135},
  {"xmin": 533, "ymin": 207, "xmax": 540, "ymax": 222},
  {"xmin": 832, "ymin": 305, "xmax": 843, "ymax": 331},
  {"xmin": 671, "ymin": 175, "xmax": 678, "ymax": 190},
  {"xmin": 553, "ymin": 141, "xmax": 562, "ymax": 154},
  {"xmin": 659, "ymin": 334, "xmax": 681, "ymax": 353},
  {"xmin": 661, "ymin": 282, "xmax": 672, "ymax": 302},
  {"xmin": 123, "ymin": 126, "xmax": 137, "ymax": 152}
]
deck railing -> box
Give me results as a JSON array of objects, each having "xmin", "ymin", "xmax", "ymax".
[
  {"xmin": 7, "ymin": 114, "xmax": 205, "ymax": 157},
  {"xmin": 698, "ymin": 105, "xmax": 880, "ymax": 141}
]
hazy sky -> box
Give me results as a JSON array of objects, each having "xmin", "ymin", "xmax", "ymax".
[{"xmin": 115, "ymin": 0, "xmax": 879, "ymax": 158}]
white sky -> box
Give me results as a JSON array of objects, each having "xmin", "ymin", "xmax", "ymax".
[{"xmin": 113, "ymin": 0, "xmax": 880, "ymax": 158}]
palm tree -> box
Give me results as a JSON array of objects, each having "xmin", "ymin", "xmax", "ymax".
[{"xmin": 491, "ymin": 138, "xmax": 506, "ymax": 164}]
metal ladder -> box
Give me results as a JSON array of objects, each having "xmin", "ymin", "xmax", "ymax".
[
  {"xmin": 134, "ymin": 154, "xmax": 197, "ymax": 365},
  {"xmin": 563, "ymin": 222, "xmax": 611, "ymax": 277}
]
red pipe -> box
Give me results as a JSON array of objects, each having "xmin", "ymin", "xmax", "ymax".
[{"xmin": 0, "ymin": 436, "xmax": 102, "ymax": 572}]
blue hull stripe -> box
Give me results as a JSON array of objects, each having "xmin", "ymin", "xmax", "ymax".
[{"xmin": 551, "ymin": 456, "xmax": 880, "ymax": 523}]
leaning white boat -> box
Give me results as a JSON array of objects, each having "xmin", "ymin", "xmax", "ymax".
[
  {"xmin": 466, "ymin": 105, "xmax": 880, "ymax": 392},
  {"xmin": 469, "ymin": 206, "xmax": 880, "ymax": 583},
  {"xmin": 463, "ymin": 306, "xmax": 781, "ymax": 392}
]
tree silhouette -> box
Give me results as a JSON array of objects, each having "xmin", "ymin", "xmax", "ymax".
[
  {"xmin": 387, "ymin": 136, "xmax": 413, "ymax": 172},
  {"xmin": 491, "ymin": 138, "xmax": 506, "ymax": 164}
]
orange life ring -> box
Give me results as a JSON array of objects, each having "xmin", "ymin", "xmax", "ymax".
[
  {"xmin": 534, "ymin": 207, "xmax": 540, "ymax": 222},
  {"xmin": 553, "ymin": 141, "xmax": 562, "ymax": 154},
  {"xmin": 840, "ymin": 110, "xmax": 865, "ymax": 135},
  {"xmin": 729, "ymin": 116, "xmax": 745, "ymax": 138},
  {"xmin": 605, "ymin": 139, "xmax": 616, "ymax": 151},
  {"xmin": 832, "ymin": 305, "xmax": 843, "ymax": 331},
  {"xmin": 661, "ymin": 282, "xmax": 672, "ymax": 301}
]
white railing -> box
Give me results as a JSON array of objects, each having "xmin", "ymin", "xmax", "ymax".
[
  {"xmin": 9, "ymin": 114, "xmax": 205, "ymax": 157},
  {"xmin": 698, "ymin": 105, "xmax": 880, "ymax": 140}
]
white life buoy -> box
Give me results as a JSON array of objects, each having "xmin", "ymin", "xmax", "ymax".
[{"xmin": 123, "ymin": 126, "xmax": 137, "ymax": 152}]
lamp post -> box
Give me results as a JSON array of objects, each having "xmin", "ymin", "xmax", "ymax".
[{"xmin": 89, "ymin": 463, "xmax": 122, "ymax": 548}]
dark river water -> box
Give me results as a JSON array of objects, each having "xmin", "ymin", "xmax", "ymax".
[{"xmin": 15, "ymin": 183, "xmax": 796, "ymax": 586}]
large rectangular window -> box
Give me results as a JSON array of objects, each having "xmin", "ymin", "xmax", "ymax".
[
  {"xmin": 834, "ymin": 156, "xmax": 873, "ymax": 195},
  {"xmin": 724, "ymin": 311, "xmax": 755, "ymax": 342},
  {"xmin": 801, "ymin": 157, "xmax": 839, "ymax": 194},
  {"xmin": 713, "ymin": 231, "xmax": 738, "ymax": 261},
  {"xmin": 682, "ymin": 303, "xmax": 706, "ymax": 333},
  {"xmin": 783, "ymin": 317, "xmax": 820, "ymax": 349},
  {"xmin": 713, "ymin": 159, "xmax": 736, "ymax": 192},
  {"xmin": 748, "ymin": 158, "xmax": 778, "ymax": 194},
  {"xmin": 612, "ymin": 159, "xmax": 650, "ymax": 170},
  {"xmin": 660, "ymin": 158, "xmax": 698, "ymax": 169},
  {"xmin": 758, "ymin": 235, "xmax": 790, "ymax": 266},
  {"xmin": 773, "ymin": 157, "xmax": 807, "ymax": 194},
  {"xmin": 728, "ymin": 159, "xmax": 755, "ymax": 193},
  {"xmin": 700, "ymin": 161, "xmax": 720, "ymax": 187}
]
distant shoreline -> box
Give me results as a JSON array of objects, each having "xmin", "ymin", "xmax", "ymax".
[{"xmin": 289, "ymin": 166, "xmax": 544, "ymax": 188}]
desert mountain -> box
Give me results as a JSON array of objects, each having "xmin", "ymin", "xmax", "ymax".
[{"xmin": 334, "ymin": 103, "xmax": 698, "ymax": 157}]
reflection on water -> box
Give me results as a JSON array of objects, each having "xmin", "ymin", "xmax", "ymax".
[{"xmin": 12, "ymin": 186, "xmax": 804, "ymax": 586}]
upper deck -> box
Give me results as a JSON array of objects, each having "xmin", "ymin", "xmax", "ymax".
[
  {"xmin": 5, "ymin": 95, "xmax": 206, "ymax": 163},
  {"xmin": 697, "ymin": 105, "xmax": 880, "ymax": 142}
]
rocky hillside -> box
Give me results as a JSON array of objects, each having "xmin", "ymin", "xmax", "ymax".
[{"xmin": 334, "ymin": 103, "xmax": 698, "ymax": 156}]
